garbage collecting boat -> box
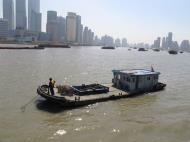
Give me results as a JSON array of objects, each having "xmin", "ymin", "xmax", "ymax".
[{"xmin": 37, "ymin": 69, "xmax": 166, "ymax": 108}]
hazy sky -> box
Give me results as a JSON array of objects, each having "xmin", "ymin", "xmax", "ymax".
[{"xmin": 0, "ymin": 0, "xmax": 190, "ymax": 43}]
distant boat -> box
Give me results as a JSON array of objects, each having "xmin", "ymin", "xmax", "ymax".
[
  {"xmin": 38, "ymin": 44, "xmax": 71, "ymax": 48},
  {"xmin": 168, "ymin": 50, "xmax": 178, "ymax": 55},
  {"xmin": 101, "ymin": 46, "xmax": 115, "ymax": 50},
  {"xmin": 138, "ymin": 48, "xmax": 147, "ymax": 51},
  {"xmin": 153, "ymin": 48, "xmax": 160, "ymax": 52}
]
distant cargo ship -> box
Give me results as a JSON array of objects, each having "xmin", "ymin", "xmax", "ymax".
[
  {"xmin": 168, "ymin": 50, "xmax": 178, "ymax": 55},
  {"xmin": 101, "ymin": 46, "xmax": 115, "ymax": 49},
  {"xmin": 38, "ymin": 44, "xmax": 71, "ymax": 48},
  {"xmin": 138, "ymin": 48, "xmax": 148, "ymax": 51}
]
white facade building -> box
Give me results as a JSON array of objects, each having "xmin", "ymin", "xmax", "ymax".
[{"xmin": 66, "ymin": 12, "xmax": 77, "ymax": 43}]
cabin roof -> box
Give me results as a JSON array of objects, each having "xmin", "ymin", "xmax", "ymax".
[{"xmin": 113, "ymin": 69, "xmax": 160, "ymax": 76}]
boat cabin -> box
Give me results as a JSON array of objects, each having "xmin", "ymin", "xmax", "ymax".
[{"xmin": 112, "ymin": 69, "xmax": 160, "ymax": 93}]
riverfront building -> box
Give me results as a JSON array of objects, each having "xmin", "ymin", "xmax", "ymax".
[
  {"xmin": 16, "ymin": 0, "xmax": 27, "ymax": 30},
  {"xmin": 180, "ymin": 40, "xmax": 190, "ymax": 52},
  {"xmin": 66, "ymin": 12, "xmax": 77, "ymax": 43},
  {"xmin": 76, "ymin": 15, "xmax": 83, "ymax": 44},
  {"xmin": 57, "ymin": 16, "xmax": 66, "ymax": 41},
  {"xmin": 3, "ymin": 0, "xmax": 14, "ymax": 30},
  {"xmin": 122, "ymin": 38, "xmax": 128, "ymax": 47},
  {"xmin": 153, "ymin": 37, "xmax": 161, "ymax": 48},
  {"xmin": 46, "ymin": 11, "xmax": 59, "ymax": 41},
  {"xmin": 115, "ymin": 38, "xmax": 121, "ymax": 47},
  {"xmin": 28, "ymin": 0, "xmax": 42, "ymax": 32},
  {"xmin": 0, "ymin": 19, "xmax": 9, "ymax": 39}
]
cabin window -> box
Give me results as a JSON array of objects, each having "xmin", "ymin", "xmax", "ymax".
[
  {"xmin": 123, "ymin": 76, "xmax": 126, "ymax": 80},
  {"xmin": 154, "ymin": 75, "xmax": 158, "ymax": 80},
  {"xmin": 127, "ymin": 77, "xmax": 131, "ymax": 82},
  {"xmin": 118, "ymin": 75, "xmax": 121, "ymax": 80},
  {"xmin": 114, "ymin": 75, "xmax": 117, "ymax": 79},
  {"xmin": 132, "ymin": 78, "xmax": 135, "ymax": 82},
  {"xmin": 139, "ymin": 77, "xmax": 141, "ymax": 82},
  {"xmin": 147, "ymin": 77, "xmax": 151, "ymax": 80}
]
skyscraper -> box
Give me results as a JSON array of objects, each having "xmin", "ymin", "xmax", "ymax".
[
  {"xmin": 46, "ymin": 11, "xmax": 59, "ymax": 41},
  {"xmin": 115, "ymin": 38, "xmax": 121, "ymax": 47},
  {"xmin": 162, "ymin": 37, "xmax": 166, "ymax": 49},
  {"xmin": 180, "ymin": 40, "xmax": 190, "ymax": 52},
  {"xmin": 47, "ymin": 11, "xmax": 57, "ymax": 24},
  {"xmin": 3, "ymin": 0, "xmax": 14, "ymax": 30},
  {"xmin": 101, "ymin": 35, "xmax": 114, "ymax": 46},
  {"xmin": 0, "ymin": 19, "xmax": 9, "ymax": 39},
  {"xmin": 83, "ymin": 26, "xmax": 88, "ymax": 44},
  {"xmin": 122, "ymin": 38, "xmax": 128, "ymax": 47},
  {"xmin": 16, "ymin": 0, "xmax": 27, "ymax": 30},
  {"xmin": 166, "ymin": 32, "xmax": 173, "ymax": 48},
  {"xmin": 76, "ymin": 15, "xmax": 82, "ymax": 44},
  {"xmin": 57, "ymin": 16, "xmax": 66, "ymax": 41},
  {"xmin": 66, "ymin": 12, "xmax": 77, "ymax": 42},
  {"xmin": 153, "ymin": 37, "xmax": 161, "ymax": 48},
  {"xmin": 28, "ymin": 0, "xmax": 42, "ymax": 32}
]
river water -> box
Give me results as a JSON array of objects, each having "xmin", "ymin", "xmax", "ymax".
[{"xmin": 0, "ymin": 47, "xmax": 190, "ymax": 142}]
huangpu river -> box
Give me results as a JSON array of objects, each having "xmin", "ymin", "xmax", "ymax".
[{"xmin": 0, "ymin": 46, "xmax": 190, "ymax": 142}]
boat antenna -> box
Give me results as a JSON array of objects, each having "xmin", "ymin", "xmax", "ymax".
[
  {"xmin": 20, "ymin": 95, "xmax": 38, "ymax": 112},
  {"xmin": 151, "ymin": 65, "xmax": 155, "ymax": 72}
]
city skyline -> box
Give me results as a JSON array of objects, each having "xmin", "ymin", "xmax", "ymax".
[{"xmin": 0, "ymin": 0, "xmax": 190, "ymax": 43}]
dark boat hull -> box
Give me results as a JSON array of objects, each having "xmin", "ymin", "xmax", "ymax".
[
  {"xmin": 168, "ymin": 50, "xmax": 178, "ymax": 54},
  {"xmin": 101, "ymin": 46, "xmax": 115, "ymax": 49}
]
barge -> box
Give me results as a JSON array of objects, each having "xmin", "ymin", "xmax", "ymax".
[
  {"xmin": 168, "ymin": 50, "xmax": 178, "ymax": 55},
  {"xmin": 101, "ymin": 46, "xmax": 115, "ymax": 50},
  {"xmin": 37, "ymin": 69, "xmax": 166, "ymax": 108},
  {"xmin": 38, "ymin": 44, "xmax": 71, "ymax": 48}
]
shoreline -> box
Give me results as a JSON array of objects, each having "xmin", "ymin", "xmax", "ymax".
[{"xmin": 0, "ymin": 43, "xmax": 71, "ymax": 50}]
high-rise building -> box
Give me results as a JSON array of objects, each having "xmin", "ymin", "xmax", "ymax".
[
  {"xmin": 153, "ymin": 37, "xmax": 161, "ymax": 48},
  {"xmin": 88, "ymin": 29, "xmax": 94, "ymax": 45},
  {"xmin": 47, "ymin": 11, "xmax": 57, "ymax": 23},
  {"xmin": 162, "ymin": 37, "xmax": 166, "ymax": 49},
  {"xmin": 171, "ymin": 41, "xmax": 179, "ymax": 50},
  {"xmin": 166, "ymin": 32, "xmax": 173, "ymax": 48},
  {"xmin": 66, "ymin": 12, "xmax": 77, "ymax": 42},
  {"xmin": 83, "ymin": 26, "xmax": 88, "ymax": 44},
  {"xmin": 76, "ymin": 15, "xmax": 83, "ymax": 44},
  {"xmin": 0, "ymin": 19, "xmax": 9, "ymax": 39},
  {"xmin": 101, "ymin": 35, "xmax": 114, "ymax": 46},
  {"xmin": 94, "ymin": 35, "xmax": 101, "ymax": 45},
  {"xmin": 3, "ymin": 0, "xmax": 14, "ymax": 30},
  {"xmin": 46, "ymin": 11, "xmax": 59, "ymax": 41},
  {"xmin": 180, "ymin": 40, "xmax": 190, "ymax": 52},
  {"xmin": 80, "ymin": 25, "xmax": 83, "ymax": 44},
  {"xmin": 28, "ymin": 0, "xmax": 42, "ymax": 32},
  {"xmin": 115, "ymin": 38, "xmax": 121, "ymax": 47},
  {"xmin": 16, "ymin": 0, "xmax": 27, "ymax": 30},
  {"xmin": 57, "ymin": 16, "xmax": 66, "ymax": 41},
  {"xmin": 122, "ymin": 38, "xmax": 128, "ymax": 47},
  {"xmin": 168, "ymin": 32, "xmax": 173, "ymax": 42}
]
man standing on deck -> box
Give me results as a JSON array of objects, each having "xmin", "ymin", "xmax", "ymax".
[{"xmin": 49, "ymin": 78, "xmax": 55, "ymax": 96}]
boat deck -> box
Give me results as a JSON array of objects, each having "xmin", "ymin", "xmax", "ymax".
[{"xmin": 54, "ymin": 85, "xmax": 129, "ymax": 102}]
